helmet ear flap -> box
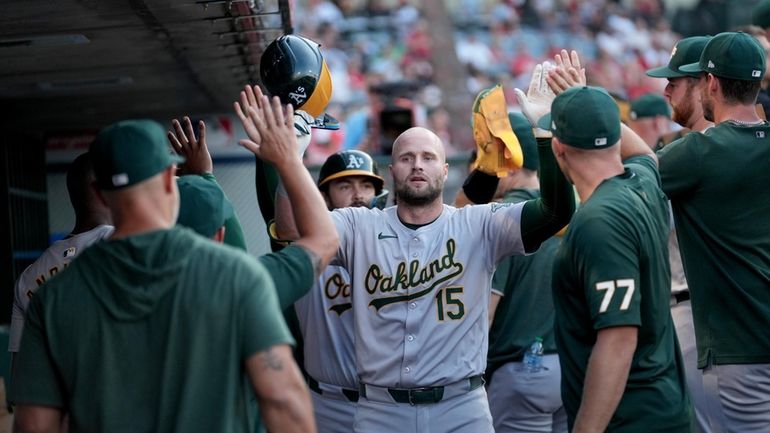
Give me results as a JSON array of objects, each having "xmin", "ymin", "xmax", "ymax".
[{"xmin": 301, "ymin": 60, "xmax": 333, "ymax": 118}]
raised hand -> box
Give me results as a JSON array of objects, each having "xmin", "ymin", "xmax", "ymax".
[
  {"xmin": 167, "ymin": 116, "xmax": 213, "ymax": 175},
  {"xmin": 547, "ymin": 49, "xmax": 586, "ymax": 94},
  {"xmin": 234, "ymin": 84, "xmax": 264, "ymax": 150},
  {"xmin": 239, "ymin": 92, "xmax": 300, "ymax": 169},
  {"xmin": 514, "ymin": 62, "xmax": 557, "ymax": 131}
]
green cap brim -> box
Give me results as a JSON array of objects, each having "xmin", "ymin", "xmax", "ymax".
[
  {"xmin": 645, "ymin": 65, "xmax": 687, "ymax": 78},
  {"xmin": 537, "ymin": 113, "xmax": 552, "ymax": 130},
  {"xmin": 678, "ymin": 62, "xmax": 702, "ymax": 73}
]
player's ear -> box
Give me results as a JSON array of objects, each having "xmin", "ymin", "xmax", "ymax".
[
  {"xmin": 707, "ymin": 73, "xmax": 719, "ymax": 95},
  {"xmin": 551, "ymin": 137, "xmax": 565, "ymax": 158},
  {"xmin": 162, "ymin": 165, "xmax": 177, "ymax": 194}
]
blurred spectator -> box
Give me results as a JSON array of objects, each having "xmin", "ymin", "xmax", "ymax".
[{"xmin": 290, "ymin": 0, "xmax": 686, "ymax": 157}]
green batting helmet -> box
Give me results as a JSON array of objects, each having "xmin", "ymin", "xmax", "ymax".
[
  {"xmin": 318, "ymin": 150, "xmax": 385, "ymax": 195},
  {"xmin": 260, "ymin": 34, "xmax": 333, "ymax": 119}
]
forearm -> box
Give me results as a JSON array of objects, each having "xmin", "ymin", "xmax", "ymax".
[
  {"xmin": 488, "ymin": 292, "xmax": 502, "ymax": 326},
  {"xmin": 620, "ymin": 124, "xmax": 657, "ymax": 164},
  {"xmin": 273, "ymin": 158, "xmax": 337, "ymax": 271},
  {"xmin": 520, "ymin": 137, "xmax": 575, "ymax": 252},
  {"xmin": 247, "ymin": 346, "xmax": 317, "ymax": 433},
  {"xmin": 13, "ymin": 406, "xmax": 64, "ymax": 433},
  {"xmin": 259, "ymin": 383, "xmax": 316, "ymax": 433},
  {"xmin": 572, "ymin": 326, "xmax": 637, "ymax": 433},
  {"xmin": 461, "ymin": 170, "xmax": 500, "ymax": 204}
]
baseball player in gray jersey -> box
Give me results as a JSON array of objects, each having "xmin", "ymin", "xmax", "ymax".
[
  {"xmin": 294, "ymin": 150, "xmax": 387, "ymax": 433},
  {"xmin": 9, "ymin": 152, "xmax": 113, "ymax": 364},
  {"xmin": 246, "ymin": 64, "xmax": 575, "ymax": 432}
]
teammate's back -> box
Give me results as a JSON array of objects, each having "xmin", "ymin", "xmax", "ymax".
[{"xmin": 13, "ymin": 227, "xmax": 286, "ymax": 433}]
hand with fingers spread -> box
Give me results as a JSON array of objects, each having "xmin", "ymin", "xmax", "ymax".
[
  {"xmin": 167, "ymin": 116, "xmax": 213, "ymax": 175},
  {"xmin": 547, "ymin": 49, "xmax": 587, "ymax": 94},
  {"xmin": 239, "ymin": 92, "xmax": 300, "ymax": 170},
  {"xmin": 234, "ymin": 84, "xmax": 264, "ymax": 150},
  {"xmin": 235, "ymin": 84, "xmax": 312, "ymax": 159},
  {"xmin": 514, "ymin": 63, "xmax": 557, "ymax": 136}
]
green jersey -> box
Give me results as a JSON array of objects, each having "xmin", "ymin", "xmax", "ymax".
[
  {"xmin": 658, "ymin": 121, "xmax": 770, "ymax": 367},
  {"xmin": 10, "ymin": 227, "xmax": 293, "ymax": 433},
  {"xmin": 552, "ymin": 156, "xmax": 690, "ymax": 433},
  {"xmin": 487, "ymin": 189, "xmax": 560, "ymax": 380}
]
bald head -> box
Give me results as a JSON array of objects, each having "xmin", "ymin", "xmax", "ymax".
[{"xmin": 391, "ymin": 127, "xmax": 446, "ymax": 163}]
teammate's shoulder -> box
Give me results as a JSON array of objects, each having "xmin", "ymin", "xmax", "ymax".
[
  {"xmin": 331, "ymin": 205, "xmax": 384, "ymax": 219},
  {"xmin": 454, "ymin": 201, "xmax": 519, "ymax": 213},
  {"xmin": 623, "ymin": 154, "xmax": 659, "ymax": 179}
]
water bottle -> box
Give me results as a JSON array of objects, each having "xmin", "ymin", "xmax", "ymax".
[{"xmin": 523, "ymin": 337, "xmax": 544, "ymax": 373}]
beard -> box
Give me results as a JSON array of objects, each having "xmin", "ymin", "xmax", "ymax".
[
  {"xmin": 672, "ymin": 95, "xmax": 695, "ymax": 127},
  {"xmin": 394, "ymin": 180, "xmax": 443, "ymax": 206}
]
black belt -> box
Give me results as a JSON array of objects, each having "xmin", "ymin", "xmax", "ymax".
[
  {"xmin": 307, "ymin": 376, "xmax": 359, "ymax": 402},
  {"xmin": 672, "ymin": 291, "xmax": 690, "ymax": 304},
  {"xmin": 361, "ymin": 375, "xmax": 484, "ymax": 405}
]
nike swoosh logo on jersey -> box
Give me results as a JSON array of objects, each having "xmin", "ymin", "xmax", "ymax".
[{"xmin": 377, "ymin": 232, "xmax": 398, "ymax": 240}]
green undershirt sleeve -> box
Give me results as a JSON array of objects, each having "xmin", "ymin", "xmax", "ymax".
[{"xmin": 520, "ymin": 137, "xmax": 575, "ymax": 253}]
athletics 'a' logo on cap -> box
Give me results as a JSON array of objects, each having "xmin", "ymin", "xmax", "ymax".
[
  {"xmin": 595, "ymin": 137, "xmax": 607, "ymax": 146},
  {"xmin": 707, "ymin": 60, "xmax": 715, "ymax": 69},
  {"xmin": 347, "ymin": 155, "xmax": 364, "ymax": 169},
  {"xmin": 753, "ymin": 70, "xmax": 762, "ymax": 78},
  {"xmin": 757, "ymin": 131, "xmax": 766, "ymax": 138}
]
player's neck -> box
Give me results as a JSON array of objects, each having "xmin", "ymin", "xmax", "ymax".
[
  {"xmin": 713, "ymin": 102, "xmax": 762, "ymax": 125},
  {"xmin": 396, "ymin": 200, "xmax": 443, "ymax": 226},
  {"xmin": 107, "ymin": 199, "xmax": 176, "ymax": 239},
  {"xmin": 571, "ymin": 161, "xmax": 625, "ymax": 203},
  {"xmin": 689, "ymin": 117, "xmax": 713, "ymax": 133}
]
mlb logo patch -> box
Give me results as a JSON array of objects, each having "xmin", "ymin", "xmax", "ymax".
[
  {"xmin": 63, "ymin": 247, "xmax": 77, "ymax": 258},
  {"xmin": 707, "ymin": 60, "xmax": 715, "ymax": 69},
  {"xmin": 757, "ymin": 131, "xmax": 766, "ymax": 139},
  {"xmin": 753, "ymin": 70, "xmax": 762, "ymax": 78},
  {"xmin": 595, "ymin": 137, "xmax": 607, "ymax": 146},
  {"xmin": 112, "ymin": 173, "xmax": 129, "ymax": 187}
]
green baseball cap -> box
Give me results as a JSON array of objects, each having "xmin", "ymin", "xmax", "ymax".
[
  {"xmin": 680, "ymin": 32, "xmax": 766, "ymax": 81},
  {"xmin": 646, "ymin": 36, "xmax": 712, "ymax": 79},
  {"xmin": 507, "ymin": 112, "xmax": 539, "ymax": 171},
  {"xmin": 753, "ymin": 0, "xmax": 770, "ymax": 28},
  {"xmin": 537, "ymin": 86, "xmax": 620, "ymax": 150},
  {"xmin": 176, "ymin": 175, "xmax": 234, "ymax": 238},
  {"xmin": 90, "ymin": 119, "xmax": 184, "ymax": 190},
  {"xmin": 629, "ymin": 93, "xmax": 671, "ymax": 120}
]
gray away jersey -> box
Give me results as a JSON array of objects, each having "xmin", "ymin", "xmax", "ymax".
[
  {"xmin": 294, "ymin": 265, "xmax": 357, "ymax": 388},
  {"xmin": 331, "ymin": 203, "xmax": 526, "ymax": 388},
  {"xmin": 9, "ymin": 224, "xmax": 114, "ymax": 352}
]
